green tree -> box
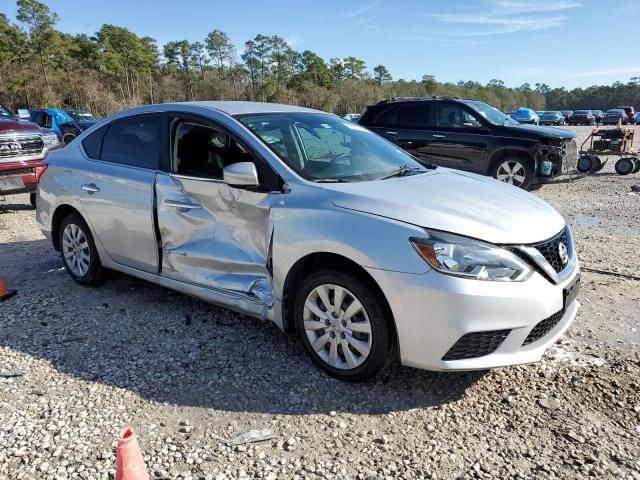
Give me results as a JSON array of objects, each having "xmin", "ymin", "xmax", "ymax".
[
  {"xmin": 206, "ymin": 29, "xmax": 235, "ymax": 79},
  {"xmin": 373, "ymin": 65, "xmax": 392, "ymax": 85}
]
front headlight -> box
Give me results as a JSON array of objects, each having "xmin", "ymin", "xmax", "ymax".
[
  {"xmin": 410, "ymin": 230, "xmax": 532, "ymax": 282},
  {"xmin": 42, "ymin": 134, "xmax": 59, "ymax": 149}
]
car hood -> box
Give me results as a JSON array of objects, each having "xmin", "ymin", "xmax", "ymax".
[
  {"xmin": 0, "ymin": 118, "xmax": 49, "ymax": 134},
  {"xmin": 507, "ymin": 123, "xmax": 575, "ymax": 140},
  {"xmin": 322, "ymin": 169, "xmax": 565, "ymax": 244}
]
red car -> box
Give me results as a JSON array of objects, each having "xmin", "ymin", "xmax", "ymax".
[
  {"xmin": 616, "ymin": 106, "xmax": 636, "ymax": 125},
  {"xmin": 0, "ymin": 103, "xmax": 60, "ymax": 207}
]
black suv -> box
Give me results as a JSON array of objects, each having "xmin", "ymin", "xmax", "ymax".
[{"xmin": 358, "ymin": 97, "xmax": 577, "ymax": 190}]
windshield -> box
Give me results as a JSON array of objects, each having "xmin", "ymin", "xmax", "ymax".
[
  {"xmin": 541, "ymin": 112, "xmax": 556, "ymax": 118},
  {"xmin": 65, "ymin": 110, "xmax": 96, "ymax": 122},
  {"xmin": 607, "ymin": 109, "xmax": 624, "ymax": 114},
  {"xmin": 0, "ymin": 104, "xmax": 13, "ymax": 119},
  {"xmin": 238, "ymin": 112, "xmax": 428, "ymax": 182},
  {"xmin": 465, "ymin": 101, "xmax": 518, "ymax": 126},
  {"xmin": 52, "ymin": 110, "xmax": 73, "ymax": 124},
  {"xmin": 574, "ymin": 110, "xmax": 588, "ymax": 114}
]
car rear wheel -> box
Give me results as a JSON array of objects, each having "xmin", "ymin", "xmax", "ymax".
[
  {"xmin": 59, "ymin": 213, "xmax": 104, "ymax": 285},
  {"xmin": 294, "ymin": 269, "xmax": 394, "ymax": 381},
  {"xmin": 29, "ymin": 193, "xmax": 36, "ymax": 209},
  {"xmin": 62, "ymin": 133, "xmax": 76, "ymax": 145},
  {"xmin": 492, "ymin": 158, "xmax": 533, "ymax": 189}
]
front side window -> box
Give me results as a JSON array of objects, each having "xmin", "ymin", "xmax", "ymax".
[
  {"xmin": 172, "ymin": 120, "xmax": 251, "ymax": 179},
  {"xmin": 101, "ymin": 115, "xmax": 160, "ymax": 169},
  {"xmin": 435, "ymin": 104, "xmax": 482, "ymax": 129},
  {"xmin": 238, "ymin": 112, "xmax": 427, "ymax": 182}
]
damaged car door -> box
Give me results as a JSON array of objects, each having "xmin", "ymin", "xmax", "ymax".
[{"xmin": 154, "ymin": 114, "xmax": 280, "ymax": 307}]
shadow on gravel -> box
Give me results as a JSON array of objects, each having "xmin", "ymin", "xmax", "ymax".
[
  {"xmin": 0, "ymin": 238, "xmax": 485, "ymax": 415},
  {"xmin": 0, "ymin": 202, "xmax": 34, "ymax": 214}
]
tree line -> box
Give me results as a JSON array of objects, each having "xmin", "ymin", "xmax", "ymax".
[{"xmin": 1, "ymin": 0, "xmax": 638, "ymax": 118}]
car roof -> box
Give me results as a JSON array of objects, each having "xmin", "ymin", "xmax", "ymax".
[{"xmin": 124, "ymin": 101, "xmax": 322, "ymax": 116}]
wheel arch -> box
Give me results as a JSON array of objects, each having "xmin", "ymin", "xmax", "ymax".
[
  {"xmin": 51, "ymin": 204, "xmax": 83, "ymax": 251},
  {"xmin": 281, "ymin": 252, "xmax": 399, "ymax": 350},
  {"xmin": 486, "ymin": 147, "xmax": 536, "ymax": 175}
]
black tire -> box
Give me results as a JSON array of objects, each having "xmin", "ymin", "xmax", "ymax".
[
  {"xmin": 491, "ymin": 157, "xmax": 534, "ymax": 190},
  {"xmin": 632, "ymin": 157, "xmax": 640, "ymax": 174},
  {"xmin": 58, "ymin": 213, "xmax": 104, "ymax": 285},
  {"xmin": 62, "ymin": 133, "xmax": 76, "ymax": 145},
  {"xmin": 29, "ymin": 192, "xmax": 36, "ymax": 209},
  {"xmin": 591, "ymin": 156, "xmax": 603, "ymax": 172},
  {"xmin": 577, "ymin": 154, "xmax": 594, "ymax": 173},
  {"xmin": 615, "ymin": 157, "xmax": 634, "ymax": 175},
  {"xmin": 294, "ymin": 269, "xmax": 395, "ymax": 381}
]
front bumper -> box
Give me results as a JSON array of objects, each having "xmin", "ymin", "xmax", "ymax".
[
  {"xmin": 0, "ymin": 158, "xmax": 43, "ymax": 195},
  {"xmin": 366, "ymin": 264, "xmax": 580, "ymax": 371}
]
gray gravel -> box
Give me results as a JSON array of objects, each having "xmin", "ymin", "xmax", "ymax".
[{"xmin": 1, "ymin": 125, "xmax": 639, "ymax": 479}]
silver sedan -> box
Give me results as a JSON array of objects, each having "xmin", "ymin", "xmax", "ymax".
[{"xmin": 36, "ymin": 102, "xmax": 580, "ymax": 381}]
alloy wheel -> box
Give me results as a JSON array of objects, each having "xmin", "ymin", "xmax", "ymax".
[
  {"xmin": 496, "ymin": 160, "xmax": 527, "ymax": 187},
  {"xmin": 62, "ymin": 223, "xmax": 91, "ymax": 277},
  {"xmin": 303, "ymin": 284, "xmax": 372, "ymax": 370}
]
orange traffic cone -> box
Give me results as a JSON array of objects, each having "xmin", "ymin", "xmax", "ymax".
[
  {"xmin": 0, "ymin": 275, "xmax": 16, "ymax": 301},
  {"xmin": 116, "ymin": 427, "xmax": 150, "ymax": 480}
]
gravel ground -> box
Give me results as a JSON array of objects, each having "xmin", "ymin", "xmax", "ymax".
[{"xmin": 1, "ymin": 125, "xmax": 639, "ymax": 480}]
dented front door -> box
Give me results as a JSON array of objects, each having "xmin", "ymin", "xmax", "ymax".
[{"xmin": 155, "ymin": 172, "xmax": 274, "ymax": 307}]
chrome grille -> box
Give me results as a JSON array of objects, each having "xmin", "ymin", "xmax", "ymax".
[
  {"xmin": 0, "ymin": 135, "xmax": 44, "ymax": 160},
  {"xmin": 531, "ymin": 230, "xmax": 568, "ymax": 274}
]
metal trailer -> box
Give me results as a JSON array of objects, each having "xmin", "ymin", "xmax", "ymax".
[{"xmin": 576, "ymin": 126, "xmax": 639, "ymax": 175}]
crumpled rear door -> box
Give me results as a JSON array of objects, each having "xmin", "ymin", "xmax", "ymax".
[{"xmin": 155, "ymin": 172, "xmax": 274, "ymax": 308}]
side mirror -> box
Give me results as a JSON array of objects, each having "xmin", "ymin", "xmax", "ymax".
[
  {"xmin": 16, "ymin": 109, "xmax": 31, "ymax": 120},
  {"xmin": 223, "ymin": 162, "xmax": 259, "ymax": 188}
]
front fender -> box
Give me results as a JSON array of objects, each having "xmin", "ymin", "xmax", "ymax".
[{"xmin": 271, "ymin": 203, "xmax": 430, "ymax": 302}]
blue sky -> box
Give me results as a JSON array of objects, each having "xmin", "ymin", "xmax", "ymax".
[{"xmin": 4, "ymin": 0, "xmax": 640, "ymax": 88}]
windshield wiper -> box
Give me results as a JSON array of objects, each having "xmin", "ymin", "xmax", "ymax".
[
  {"xmin": 312, "ymin": 178, "xmax": 352, "ymax": 183},
  {"xmin": 378, "ymin": 165, "xmax": 425, "ymax": 180}
]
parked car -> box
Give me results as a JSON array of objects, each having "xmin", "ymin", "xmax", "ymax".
[
  {"xmin": 509, "ymin": 107, "xmax": 540, "ymax": 125},
  {"xmin": 616, "ymin": 106, "xmax": 636, "ymax": 124},
  {"xmin": 0, "ymin": 102, "xmax": 60, "ymax": 207},
  {"xmin": 358, "ymin": 97, "xmax": 577, "ymax": 190},
  {"xmin": 635, "ymin": 112, "xmax": 640, "ymax": 124},
  {"xmin": 61, "ymin": 109, "xmax": 98, "ymax": 144},
  {"xmin": 603, "ymin": 108, "xmax": 628, "ymax": 125},
  {"xmin": 561, "ymin": 111, "xmax": 573, "ymax": 122},
  {"xmin": 29, "ymin": 108, "xmax": 97, "ymax": 144},
  {"xmin": 539, "ymin": 111, "xmax": 566, "ymax": 126},
  {"xmin": 591, "ymin": 110, "xmax": 604, "ymax": 123},
  {"xmin": 342, "ymin": 113, "xmax": 361, "ymax": 122},
  {"xmin": 568, "ymin": 110, "xmax": 596, "ymax": 126},
  {"xmin": 36, "ymin": 101, "xmax": 580, "ymax": 381}
]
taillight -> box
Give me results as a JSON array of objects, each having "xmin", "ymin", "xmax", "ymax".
[{"xmin": 35, "ymin": 164, "xmax": 48, "ymax": 183}]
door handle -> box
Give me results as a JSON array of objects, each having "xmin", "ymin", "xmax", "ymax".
[
  {"xmin": 432, "ymin": 134, "xmax": 446, "ymax": 139},
  {"xmin": 164, "ymin": 198, "xmax": 202, "ymax": 210},
  {"xmin": 385, "ymin": 131, "xmax": 398, "ymax": 136},
  {"xmin": 81, "ymin": 183, "xmax": 100, "ymax": 194}
]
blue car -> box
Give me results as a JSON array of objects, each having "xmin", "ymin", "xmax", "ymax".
[
  {"xmin": 29, "ymin": 108, "xmax": 97, "ymax": 144},
  {"xmin": 509, "ymin": 107, "xmax": 540, "ymax": 125}
]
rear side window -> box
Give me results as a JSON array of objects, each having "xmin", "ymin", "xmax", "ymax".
[
  {"xmin": 361, "ymin": 105, "xmax": 398, "ymax": 126},
  {"xmin": 100, "ymin": 115, "xmax": 160, "ymax": 169},
  {"xmin": 81, "ymin": 125, "xmax": 107, "ymax": 159},
  {"xmin": 395, "ymin": 104, "xmax": 432, "ymax": 128}
]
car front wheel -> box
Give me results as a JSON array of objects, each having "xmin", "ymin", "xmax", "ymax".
[
  {"xmin": 294, "ymin": 269, "xmax": 394, "ymax": 381},
  {"xmin": 492, "ymin": 158, "xmax": 533, "ymax": 190},
  {"xmin": 59, "ymin": 213, "xmax": 104, "ymax": 285}
]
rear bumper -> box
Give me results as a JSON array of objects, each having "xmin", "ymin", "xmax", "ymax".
[{"xmin": 0, "ymin": 158, "xmax": 43, "ymax": 195}]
